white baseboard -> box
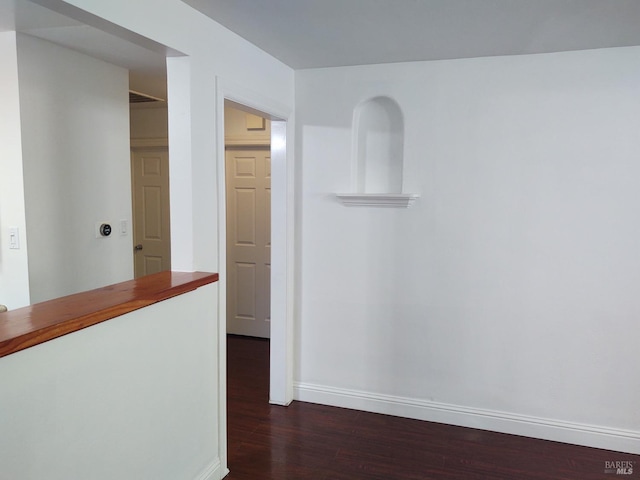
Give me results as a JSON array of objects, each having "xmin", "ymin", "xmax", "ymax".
[
  {"xmin": 194, "ymin": 459, "xmax": 223, "ymax": 480},
  {"xmin": 294, "ymin": 382, "xmax": 640, "ymax": 454}
]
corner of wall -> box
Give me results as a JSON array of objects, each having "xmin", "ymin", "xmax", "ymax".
[{"xmin": 0, "ymin": 31, "xmax": 30, "ymax": 309}]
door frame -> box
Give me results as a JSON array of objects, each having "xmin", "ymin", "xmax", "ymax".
[{"xmin": 216, "ymin": 78, "xmax": 295, "ymax": 431}]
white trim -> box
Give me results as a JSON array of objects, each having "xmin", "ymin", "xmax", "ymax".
[
  {"xmin": 294, "ymin": 382, "xmax": 640, "ymax": 454},
  {"xmin": 269, "ymin": 119, "xmax": 294, "ymax": 406},
  {"xmin": 214, "ymin": 76, "xmax": 229, "ymax": 479},
  {"xmin": 336, "ymin": 193, "xmax": 420, "ymax": 208},
  {"xmin": 193, "ymin": 459, "xmax": 223, "ymax": 480}
]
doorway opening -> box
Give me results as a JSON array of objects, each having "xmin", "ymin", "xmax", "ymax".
[
  {"xmin": 219, "ymin": 92, "xmax": 291, "ymax": 409},
  {"xmin": 129, "ymin": 86, "xmax": 172, "ymax": 278},
  {"xmin": 222, "ymin": 97, "xmax": 291, "ymax": 476},
  {"xmin": 223, "ymin": 102, "xmax": 270, "ymax": 475},
  {"xmin": 224, "ymin": 104, "xmax": 271, "ymax": 338}
]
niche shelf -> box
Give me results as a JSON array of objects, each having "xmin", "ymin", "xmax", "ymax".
[
  {"xmin": 336, "ymin": 193, "xmax": 420, "ymax": 208},
  {"xmin": 336, "ymin": 96, "xmax": 419, "ymax": 208}
]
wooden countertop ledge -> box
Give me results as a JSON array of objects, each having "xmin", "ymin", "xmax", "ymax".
[{"xmin": 0, "ymin": 271, "xmax": 218, "ymax": 359}]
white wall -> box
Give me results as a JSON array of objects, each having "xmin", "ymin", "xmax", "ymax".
[
  {"xmin": 0, "ymin": 32, "xmax": 30, "ymax": 309},
  {"xmin": 2, "ymin": 1, "xmax": 294, "ymax": 477},
  {"xmin": 295, "ymin": 47, "xmax": 640, "ymax": 453},
  {"xmin": 0, "ymin": 284, "xmax": 219, "ymax": 480},
  {"xmin": 17, "ymin": 34, "xmax": 133, "ymax": 303}
]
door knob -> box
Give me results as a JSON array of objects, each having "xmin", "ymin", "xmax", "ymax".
[{"xmin": 134, "ymin": 244, "xmax": 143, "ymax": 251}]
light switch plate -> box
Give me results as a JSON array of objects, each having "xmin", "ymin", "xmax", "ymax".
[{"xmin": 9, "ymin": 226, "xmax": 20, "ymax": 249}]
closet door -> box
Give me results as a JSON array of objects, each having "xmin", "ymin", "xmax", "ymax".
[
  {"xmin": 226, "ymin": 147, "xmax": 271, "ymax": 338},
  {"xmin": 131, "ymin": 149, "xmax": 171, "ymax": 278}
]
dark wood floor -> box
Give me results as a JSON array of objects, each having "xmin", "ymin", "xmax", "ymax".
[{"xmin": 226, "ymin": 335, "xmax": 638, "ymax": 479}]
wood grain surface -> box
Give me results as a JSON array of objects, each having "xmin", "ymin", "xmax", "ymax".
[
  {"xmin": 0, "ymin": 271, "xmax": 218, "ymax": 358},
  {"xmin": 227, "ymin": 335, "xmax": 640, "ymax": 480}
]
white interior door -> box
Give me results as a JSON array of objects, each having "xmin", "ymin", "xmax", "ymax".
[
  {"xmin": 131, "ymin": 149, "xmax": 171, "ymax": 277},
  {"xmin": 226, "ymin": 147, "xmax": 271, "ymax": 338}
]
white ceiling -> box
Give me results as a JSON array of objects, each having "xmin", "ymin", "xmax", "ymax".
[
  {"xmin": 4, "ymin": 0, "xmax": 640, "ymax": 95},
  {"xmin": 182, "ymin": 0, "xmax": 640, "ymax": 69}
]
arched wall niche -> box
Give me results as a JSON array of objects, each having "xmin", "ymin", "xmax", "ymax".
[
  {"xmin": 337, "ymin": 96, "xmax": 419, "ymax": 207},
  {"xmin": 354, "ymin": 96, "xmax": 404, "ymax": 193}
]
